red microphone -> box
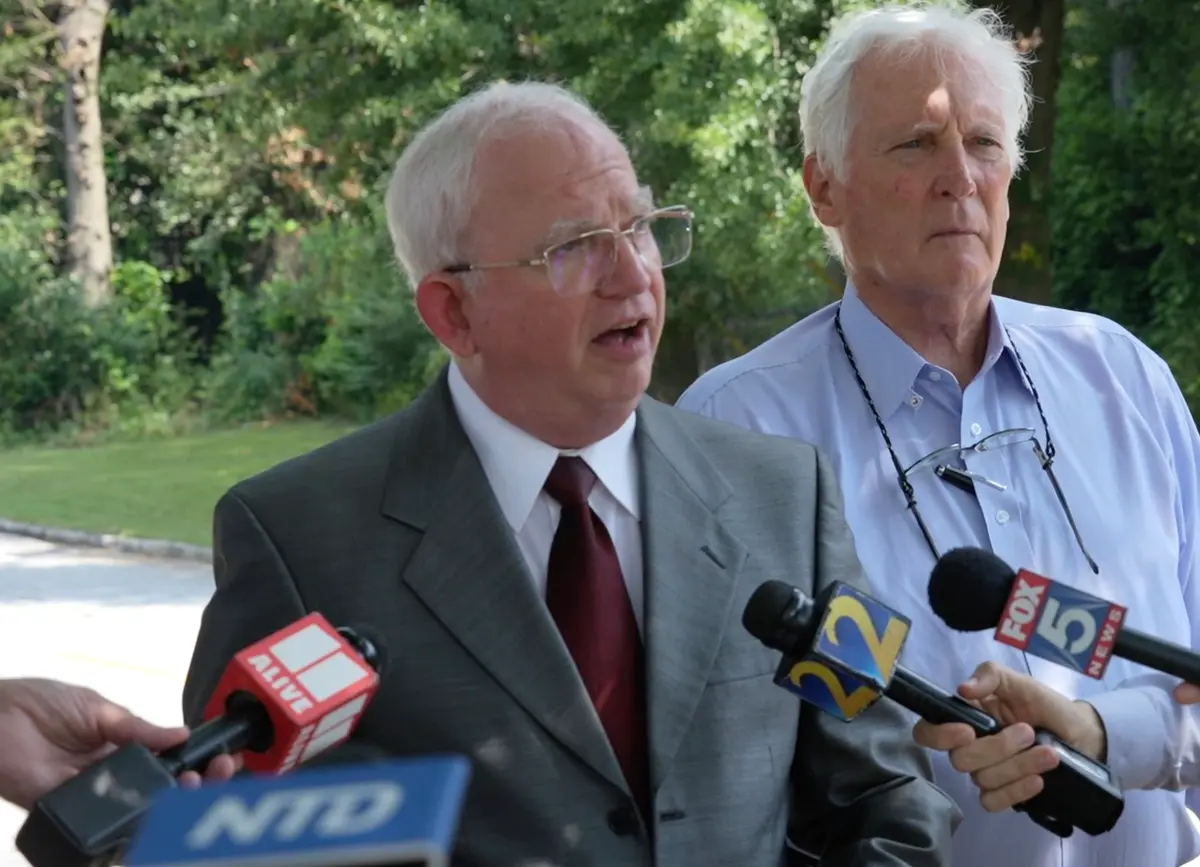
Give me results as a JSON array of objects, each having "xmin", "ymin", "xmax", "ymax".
[
  {"xmin": 16, "ymin": 612, "xmax": 388, "ymax": 867},
  {"xmin": 166, "ymin": 611, "xmax": 386, "ymax": 774}
]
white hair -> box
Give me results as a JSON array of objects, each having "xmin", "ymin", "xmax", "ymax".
[
  {"xmin": 384, "ymin": 80, "xmax": 613, "ymax": 286},
  {"xmin": 799, "ymin": 1, "xmax": 1034, "ymax": 259}
]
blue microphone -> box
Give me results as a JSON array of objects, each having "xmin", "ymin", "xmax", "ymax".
[{"xmin": 123, "ymin": 754, "xmax": 472, "ymax": 867}]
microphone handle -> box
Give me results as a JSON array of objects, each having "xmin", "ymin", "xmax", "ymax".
[
  {"xmin": 158, "ymin": 699, "xmax": 272, "ymax": 776},
  {"xmin": 1115, "ymin": 628, "xmax": 1200, "ymax": 683},
  {"xmin": 886, "ymin": 666, "xmax": 1002, "ymax": 735},
  {"xmin": 886, "ymin": 667, "xmax": 1086, "ymax": 838}
]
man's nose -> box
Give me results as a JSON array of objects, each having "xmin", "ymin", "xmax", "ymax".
[
  {"xmin": 935, "ymin": 142, "xmax": 978, "ymax": 199},
  {"xmin": 600, "ymin": 232, "xmax": 654, "ymax": 298}
]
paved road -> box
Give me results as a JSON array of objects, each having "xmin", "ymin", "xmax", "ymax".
[{"xmin": 0, "ymin": 532, "xmax": 213, "ymax": 865}]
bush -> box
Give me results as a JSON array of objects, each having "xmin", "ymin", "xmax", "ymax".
[
  {"xmin": 0, "ymin": 244, "xmax": 101, "ymax": 438},
  {"xmin": 0, "ymin": 247, "xmax": 200, "ymax": 443},
  {"xmin": 203, "ymin": 211, "xmax": 443, "ymax": 424}
]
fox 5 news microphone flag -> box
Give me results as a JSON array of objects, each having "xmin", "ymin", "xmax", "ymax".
[{"xmin": 124, "ymin": 756, "xmax": 472, "ymax": 867}]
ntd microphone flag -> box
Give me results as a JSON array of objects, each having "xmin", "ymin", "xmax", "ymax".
[
  {"xmin": 204, "ymin": 612, "xmax": 380, "ymax": 773},
  {"xmin": 773, "ymin": 582, "xmax": 911, "ymax": 721},
  {"xmin": 994, "ymin": 568, "xmax": 1126, "ymax": 678},
  {"xmin": 124, "ymin": 755, "xmax": 472, "ymax": 867}
]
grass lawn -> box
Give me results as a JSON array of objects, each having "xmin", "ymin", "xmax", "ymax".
[{"xmin": 0, "ymin": 421, "xmax": 358, "ymax": 546}]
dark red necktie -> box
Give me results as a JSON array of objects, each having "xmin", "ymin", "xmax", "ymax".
[{"xmin": 544, "ymin": 456, "xmax": 650, "ymax": 819}]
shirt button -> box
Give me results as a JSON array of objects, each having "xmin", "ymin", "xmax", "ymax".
[
  {"xmin": 996, "ymin": 510, "xmax": 1010, "ymax": 524},
  {"xmin": 928, "ymin": 370, "xmax": 942, "ymax": 381},
  {"xmin": 970, "ymin": 422, "xmax": 983, "ymax": 436},
  {"xmin": 909, "ymin": 395, "xmax": 922, "ymax": 408}
]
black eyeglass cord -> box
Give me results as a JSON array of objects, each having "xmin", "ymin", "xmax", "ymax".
[{"xmin": 832, "ymin": 302, "xmax": 1098, "ymax": 575}]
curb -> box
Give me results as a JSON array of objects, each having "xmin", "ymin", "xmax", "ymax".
[{"xmin": 0, "ymin": 518, "xmax": 213, "ymax": 564}]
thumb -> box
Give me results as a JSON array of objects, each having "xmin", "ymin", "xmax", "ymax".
[
  {"xmin": 958, "ymin": 660, "xmax": 1006, "ymax": 702},
  {"xmin": 94, "ymin": 701, "xmax": 190, "ymax": 752}
]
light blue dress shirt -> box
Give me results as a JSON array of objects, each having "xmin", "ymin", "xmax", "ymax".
[{"xmin": 678, "ymin": 283, "xmax": 1200, "ymax": 867}]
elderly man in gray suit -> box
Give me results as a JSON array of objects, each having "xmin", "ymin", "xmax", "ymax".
[{"xmin": 182, "ymin": 80, "xmax": 958, "ymax": 866}]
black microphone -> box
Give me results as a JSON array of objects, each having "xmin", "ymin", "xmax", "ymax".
[
  {"xmin": 929, "ymin": 546, "xmax": 1200, "ymax": 684},
  {"xmin": 743, "ymin": 579, "xmax": 1125, "ymax": 838},
  {"xmin": 16, "ymin": 616, "xmax": 388, "ymax": 867}
]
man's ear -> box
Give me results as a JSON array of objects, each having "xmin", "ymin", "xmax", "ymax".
[
  {"xmin": 802, "ymin": 154, "xmax": 844, "ymax": 230},
  {"xmin": 415, "ymin": 274, "xmax": 478, "ymax": 358}
]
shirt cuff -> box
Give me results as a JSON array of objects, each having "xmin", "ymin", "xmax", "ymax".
[{"xmin": 1085, "ymin": 686, "xmax": 1169, "ymax": 790}]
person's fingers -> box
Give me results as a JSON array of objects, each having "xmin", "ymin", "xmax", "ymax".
[
  {"xmin": 178, "ymin": 771, "xmax": 203, "ymax": 789},
  {"xmin": 979, "ymin": 772, "xmax": 1046, "ymax": 813},
  {"xmin": 958, "ymin": 660, "xmax": 1007, "ymax": 702},
  {"xmin": 947, "ymin": 723, "xmax": 1036, "ymax": 775},
  {"xmin": 913, "ymin": 720, "xmax": 977, "ymax": 752},
  {"xmin": 204, "ymin": 753, "xmax": 240, "ymax": 782},
  {"xmin": 970, "ymin": 743, "xmax": 1059, "ymax": 792},
  {"xmin": 1175, "ymin": 682, "xmax": 1200, "ymax": 705},
  {"xmin": 93, "ymin": 701, "xmax": 190, "ymax": 751}
]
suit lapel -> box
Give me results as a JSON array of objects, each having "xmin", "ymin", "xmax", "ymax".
[
  {"xmin": 380, "ymin": 370, "xmax": 626, "ymax": 792},
  {"xmin": 636, "ymin": 400, "xmax": 748, "ymax": 789}
]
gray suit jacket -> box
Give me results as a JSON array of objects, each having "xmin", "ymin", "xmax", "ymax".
[{"xmin": 182, "ymin": 370, "xmax": 958, "ymax": 867}]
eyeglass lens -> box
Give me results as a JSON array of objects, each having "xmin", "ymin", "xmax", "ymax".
[{"xmin": 547, "ymin": 213, "xmax": 691, "ymax": 295}]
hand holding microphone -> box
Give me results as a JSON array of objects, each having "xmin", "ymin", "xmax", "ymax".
[
  {"xmin": 920, "ymin": 546, "xmax": 1200, "ymax": 807},
  {"xmin": 0, "ymin": 679, "xmax": 236, "ymax": 811},
  {"xmin": 742, "ymin": 578, "xmax": 1125, "ymax": 837},
  {"xmin": 16, "ymin": 612, "xmax": 387, "ymax": 867},
  {"xmin": 911, "ymin": 660, "xmax": 1109, "ymax": 815}
]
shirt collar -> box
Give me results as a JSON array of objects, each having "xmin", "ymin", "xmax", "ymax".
[
  {"xmin": 446, "ymin": 362, "xmax": 640, "ymax": 532},
  {"xmin": 837, "ymin": 281, "xmax": 1033, "ymax": 419}
]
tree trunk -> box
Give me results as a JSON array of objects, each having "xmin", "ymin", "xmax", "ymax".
[
  {"xmin": 976, "ymin": 0, "xmax": 1066, "ymax": 305},
  {"xmin": 59, "ymin": 0, "xmax": 113, "ymax": 307}
]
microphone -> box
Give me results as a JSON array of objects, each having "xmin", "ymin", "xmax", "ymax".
[
  {"xmin": 16, "ymin": 613, "xmax": 387, "ymax": 867},
  {"xmin": 123, "ymin": 754, "xmax": 472, "ymax": 867},
  {"xmin": 928, "ymin": 546, "xmax": 1200, "ymax": 684},
  {"xmin": 743, "ymin": 579, "xmax": 1125, "ymax": 838}
]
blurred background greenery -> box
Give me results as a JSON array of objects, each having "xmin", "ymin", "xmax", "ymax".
[{"xmin": 0, "ymin": 0, "xmax": 1197, "ymax": 540}]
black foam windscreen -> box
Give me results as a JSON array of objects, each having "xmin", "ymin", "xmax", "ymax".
[
  {"xmin": 742, "ymin": 580, "xmax": 799, "ymax": 649},
  {"xmin": 928, "ymin": 546, "xmax": 1018, "ymax": 632}
]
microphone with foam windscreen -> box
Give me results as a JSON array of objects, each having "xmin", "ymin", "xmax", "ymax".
[
  {"xmin": 743, "ymin": 579, "xmax": 1125, "ymax": 838},
  {"xmin": 16, "ymin": 613, "xmax": 387, "ymax": 867},
  {"xmin": 928, "ymin": 546, "xmax": 1200, "ymax": 684}
]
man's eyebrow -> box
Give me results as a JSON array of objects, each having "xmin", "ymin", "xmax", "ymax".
[
  {"xmin": 540, "ymin": 186, "xmax": 658, "ymax": 248},
  {"xmin": 886, "ymin": 121, "xmax": 942, "ymax": 139},
  {"xmin": 542, "ymin": 217, "xmax": 597, "ymax": 248},
  {"xmin": 632, "ymin": 185, "xmax": 656, "ymax": 213}
]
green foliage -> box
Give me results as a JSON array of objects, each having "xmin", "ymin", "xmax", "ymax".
[
  {"xmin": 1, "ymin": 0, "xmax": 1198, "ymax": 442},
  {"xmin": 203, "ymin": 212, "xmax": 443, "ymax": 424},
  {"xmin": 1052, "ymin": 0, "xmax": 1200, "ymax": 406},
  {"xmin": 0, "ymin": 251, "xmax": 196, "ymax": 442}
]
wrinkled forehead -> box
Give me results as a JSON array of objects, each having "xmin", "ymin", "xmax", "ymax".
[{"xmin": 850, "ymin": 43, "xmax": 1008, "ymax": 138}]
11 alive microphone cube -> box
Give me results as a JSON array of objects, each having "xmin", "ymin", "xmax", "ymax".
[
  {"xmin": 124, "ymin": 755, "xmax": 473, "ymax": 867},
  {"xmin": 994, "ymin": 568, "xmax": 1127, "ymax": 679},
  {"xmin": 204, "ymin": 612, "xmax": 382, "ymax": 773},
  {"xmin": 771, "ymin": 582, "xmax": 911, "ymax": 721}
]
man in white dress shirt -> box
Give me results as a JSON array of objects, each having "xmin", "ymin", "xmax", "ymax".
[{"xmin": 679, "ymin": 3, "xmax": 1200, "ymax": 867}]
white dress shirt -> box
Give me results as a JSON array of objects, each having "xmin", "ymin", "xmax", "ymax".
[
  {"xmin": 679, "ymin": 283, "xmax": 1200, "ymax": 867},
  {"xmin": 446, "ymin": 362, "xmax": 645, "ymax": 633}
]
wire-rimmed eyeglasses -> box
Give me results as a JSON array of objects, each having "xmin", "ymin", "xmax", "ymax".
[
  {"xmin": 902, "ymin": 426, "xmax": 1099, "ymax": 574},
  {"xmin": 443, "ymin": 206, "xmax": 694, "ymax": 297}
]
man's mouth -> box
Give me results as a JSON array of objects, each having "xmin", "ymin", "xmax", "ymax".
[{"xmin": 594, "ymin": 317, "xmax": 650, "ymax": 345}]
